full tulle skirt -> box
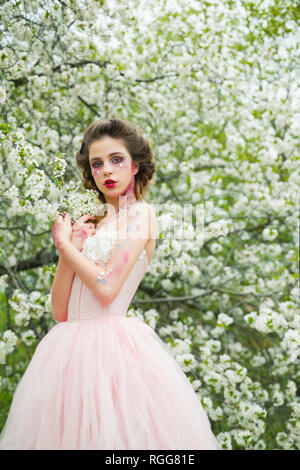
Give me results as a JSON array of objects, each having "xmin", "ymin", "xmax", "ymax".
[{"xmin": 0, "ymin": 317, "xmax": 220, "ymax": 450}]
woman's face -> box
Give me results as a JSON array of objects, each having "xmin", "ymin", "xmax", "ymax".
[{"xmin": 89, "ymin": 136, "xmax": 139, "ymax": 204}]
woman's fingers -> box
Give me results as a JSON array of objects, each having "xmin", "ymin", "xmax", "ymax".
[
  {"xmin": 58, "ymin": 211, "xmax": 69, "ymax": 220},
  {"xmin": 71, "ymin": 214, "xmax": 96, "ymax": 230},
  {"xmin": 76, "ymin": 214, "xmax": 93, "ymax": 222}
]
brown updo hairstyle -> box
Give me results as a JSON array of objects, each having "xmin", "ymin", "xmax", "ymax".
[{"xmin": 76, "ymin": 117, "xmax": 156, "ymax": 226}]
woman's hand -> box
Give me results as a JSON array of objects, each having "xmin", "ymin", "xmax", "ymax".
[
  {"xmin": 52, "ymin": 212, "xmax": 73, "ymax": 249},
  {"xmin": 70, "ymin": 214, "xmax": 96, "ymax": 251}
]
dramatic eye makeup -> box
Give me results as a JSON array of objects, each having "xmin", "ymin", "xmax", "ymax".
[
  {"xmin": 91, "ymin": 156, "xmax": 124, "ymax": 167},
  {"xmin": 90, "ymin": 151, "xmax": 126, "ymax": 163}
]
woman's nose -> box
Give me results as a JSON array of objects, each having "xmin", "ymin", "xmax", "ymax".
[{"xmin": 103, "ymin": 162, "xmax": 112, "ymax": 173}]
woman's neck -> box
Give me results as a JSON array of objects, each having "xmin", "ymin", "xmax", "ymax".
[{"xmin": 104, "ymin": 194, "xmax": 138, "ymax": 218}]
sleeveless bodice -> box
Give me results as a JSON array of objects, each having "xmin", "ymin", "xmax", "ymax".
[{"xmin": 67, "ymin": 226, "xmax": 149, "ymax": 321}]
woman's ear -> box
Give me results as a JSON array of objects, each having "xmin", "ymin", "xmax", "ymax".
[{"xmin": 133, "ymin": 163, "xmax": 139, "ymax": 176}]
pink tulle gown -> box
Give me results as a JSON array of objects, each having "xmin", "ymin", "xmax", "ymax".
[{"xmin": 0, "ymin": 223, "xmax": 220, "ymax": 450}]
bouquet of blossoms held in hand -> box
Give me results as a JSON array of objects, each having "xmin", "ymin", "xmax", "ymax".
[{"xmin": 52, "ymin": 211, "xmax": 97, "ymax": 251}]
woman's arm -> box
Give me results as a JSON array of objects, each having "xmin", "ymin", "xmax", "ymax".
[
  {"xmin": 51, "ymin": 212, "xmax": 96, "ymax": 322},
  {"xmin": 56, "ymin": 241, "xmax": 112, "ymax": 306},
  {"xmin": 56, "ymin": 204, "xmax": 151, "ymax": 306},
  {"xmin": 51, "ymin": 254, "xmax": 75, "ymax": 323}
]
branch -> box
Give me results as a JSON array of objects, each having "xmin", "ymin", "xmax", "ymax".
[
  {"xmin": 0, "ymin": 249, "xmax": 58, "ymax": 276},
  {"xmin": 53, "ymin": 59, "xmax": 110, "ymax": 72},
  {"xmin": 77, "ymin": 95, "xmax": 102, "ymax": 116},
  {"xmin": 134, "ymin": 72, "xmax": 179, "ymax": 83},
  {"xmin": 6, "ymin": 59, "xmax": 111, "ymax": 87}
]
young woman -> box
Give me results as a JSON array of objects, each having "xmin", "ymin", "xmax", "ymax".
[{"xmin": 0, "ymin": 118, "xmax": 220, "ymax": 450}]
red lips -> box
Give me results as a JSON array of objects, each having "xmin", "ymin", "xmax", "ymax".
[{"xmin": 104, "ymin": 179, "xmax": 116, "ymax": 184}]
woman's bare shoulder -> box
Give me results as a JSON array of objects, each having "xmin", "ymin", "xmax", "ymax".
[{"xmin": 142, "ymin": 202, "xmax": 159, "ymax": 240}]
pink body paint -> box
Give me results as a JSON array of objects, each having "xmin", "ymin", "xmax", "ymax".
[
  {"xmin": 96, "ymin": 251, "xmax": 130, "ymax": 284},
  {"xmin": 119, "ymin": 160, "xmax": 137, "ymax": 202},
  {"xmin": 110, "ymin": 251, "xmax": 129, "ymax": 279},
  {"xmin": 72, "ymin": 227, "xmax": 89, "ymax": 242}
]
